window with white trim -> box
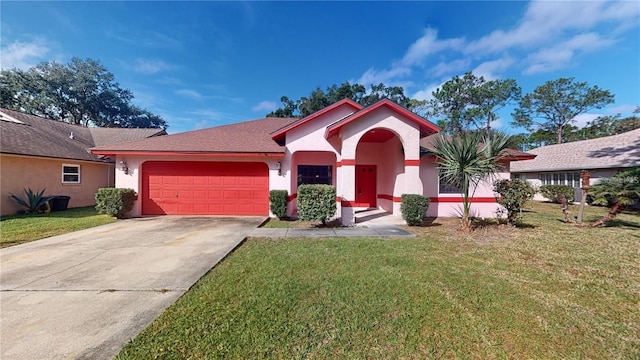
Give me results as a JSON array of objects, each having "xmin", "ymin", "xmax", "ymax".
[
  {"xmin": 62, "ymin": 164, "xmax": 80, "ymax": 183},
  {"xmin": 540, "ymin": 172, "xmax": 580, "ymax": 188},
  {"xmin": 438, "ymin": 171, "xmax": 461, "ymax": 194}
]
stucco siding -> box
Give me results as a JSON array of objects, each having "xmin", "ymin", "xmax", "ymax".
[{"xmin": 1, "ymin": 154, "xmax": 113, "ymax": 215}]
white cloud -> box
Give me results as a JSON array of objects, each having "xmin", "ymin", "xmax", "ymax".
[
  {"xmin": 524, "ymin": 32, "xmax": 615, "ymax": 74},
  {"xmin": 412, "ymin": 82, "xmax": 443, "ymax": 102},
  {"xmin": 132, "ymin": 58, "xmax": 174, "ymax": 74},
  {"xmin": 356, "ymin": 28, "xmax": 464, "ymax": 87},
  {"xmin": 430, "ymin": 59, "xmax": 470, "ymax": 78},
  {"xmin": 353, "ymin": 0, "xmax": 638, "ymax": 98},
  {"xmin": 193, "ymin": 120, "xmax": 211, "ymax": 130},
  {"xmin": 401, "ymin": 28, "xmax": 465, "ymax": 67},
  {"xmin": 252, "ymin": 100, "xmax": 277, "ymax": 113},
  {"xmin": 572, "ymin": 113, "xmax": 601, "ymax": 128},
  {"xmin": 176, "ymin": 89, "xmax": 205, "ymax": 100},
  {"xmin": 466, "ymin": 1, "xmax": 637, "ymax": 55},
  {"xmin": 0, "ymin": 39, "xmax": 51, "ymax": 69},
  {"xmin": 472, "ymin": 57, "xmax": 515, "ymax": 80},
  {"xmin": 606, "ymin": 104, "xmax": 638, "ymax": 115}
]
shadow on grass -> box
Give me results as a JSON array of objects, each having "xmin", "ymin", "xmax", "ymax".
[
  {"xmin": 419, "ymin": 217, "xmax": 442, "ymax": 227},
  {"xmin": 601, "ymin": 219, "xmax": 640, "ymax": 229},
  {"xmin": 515, "ymin": 223, "xmax": 536, "ymax": 229}
]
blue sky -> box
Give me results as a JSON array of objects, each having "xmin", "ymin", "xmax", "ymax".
[{"xmin": 2, "ymin": 1, "xmax": 639, "ymax": 134}]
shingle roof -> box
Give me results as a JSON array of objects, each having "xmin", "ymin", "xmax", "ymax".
[
  {"xmin": 91, "ymin": 117, "xmax": 298, "ymax": 154},
  {"xmin": 510, "ymin": 128, "xmax": 640, "ymax": 172},
  {"xmin": 0, "ymin": 108, "xmax": 166, "ymax": 162}
]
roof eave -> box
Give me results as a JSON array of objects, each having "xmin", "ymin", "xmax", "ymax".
[{"xmin": 89, "ymin": 150, "xmax": 285, "ymax": 157}]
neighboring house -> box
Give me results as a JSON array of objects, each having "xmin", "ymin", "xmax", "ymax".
[
  {"xmin": 511, "ymin": 128, "xmax": 640, "ymax": 201},
  {"xmin": 91, "ymin": 99, "xmax": 534, "ymax": 225},
  {"xmin": 0, "ymin": 108, "xmax": 166, "ymax": 216}
]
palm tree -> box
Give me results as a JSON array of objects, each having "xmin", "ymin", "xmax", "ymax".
[
  {"xmin": 431, "ymin": 131, "xmax": 512, "ymax": 231},
  {"xmin": 589, "ymin": 168, "xmax": 640, "ymax": 227}
]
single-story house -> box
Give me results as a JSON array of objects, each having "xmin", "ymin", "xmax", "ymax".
[
  {"xmin": 510, "ymin": 128, "xmax": 640, "ymax": 201},
  {"xmin": 0, "ymin": 108, "xmax": 166, "ymax": 216},
  {"xmin": 91, "ymin": 99, "xmax": 534, "ymax": 225}
]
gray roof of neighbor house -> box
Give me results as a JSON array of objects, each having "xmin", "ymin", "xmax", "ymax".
[
  {"xmin": 510, "ymin": 128, "xmax": 640, "ymax": 173},
  {"xmin": 0, "ymin": 108, "xmax": 166, "ymax": 162}
]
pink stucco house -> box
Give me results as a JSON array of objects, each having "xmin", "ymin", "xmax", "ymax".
[{"xmin": 91, "ymin": 99, "xmax": 534, "ymax": 225}]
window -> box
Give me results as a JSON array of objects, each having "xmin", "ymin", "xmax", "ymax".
[
  {"xmin": 539, "ymin": 172, "xmax": 581, "ymax": 188},
  {"xmin": 438, "ymin": 171, "xmax": 461, "ymax": 194},
  {"xmin": 297, "ymin": 165, "xmax": 332, "ymax": 186},
  {"xmin": 62, "ymin": 164, "xmax": 80, "ymax": 183}
]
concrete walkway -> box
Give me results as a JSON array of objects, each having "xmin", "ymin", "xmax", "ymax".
[
  {"xmin": 0, "ymin": 216, "xmax": 264, "ymax": 360},
  {"xmin": 250, "ymin": 225, "xmax": 414, "ymax": 238}
]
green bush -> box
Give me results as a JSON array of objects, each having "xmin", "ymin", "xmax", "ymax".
[
  {"xmin": 297, "ymin": 184, "xmax": 336, "ymax": 225},
  {"xmin": 494, "ymin": 179, "xmax": 535, "ymax": 225},
  {"xmin": 95, "ymin": 188, "xmax": 136, "ymax": 219},
  {"xmin": 269, "ymin": 190, "xmax": 288, "ymax": 219},
  {"xmin": 400, "ymin": 194, "xmax": 430, "ymax": 226},
  {"xmin": 540, "ymin": 184, "xmax": 575, "ymax": 203}
]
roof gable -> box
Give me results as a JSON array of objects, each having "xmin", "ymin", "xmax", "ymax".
[
  {"xmin": 270, "ymin": 99, "xmax": 362, "ymax": 142},
  {"xmin": 325, "ymin": 98, "xmax": 440, "ymax": 139}
]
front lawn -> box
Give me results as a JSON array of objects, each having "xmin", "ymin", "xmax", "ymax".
[
  {"xmin": 0, "ymin": 206, "xmax": 116, "ymax": 248},
  {"xmin": 117, "ymin": 202, "xmax": 639, "ymax": 359}
]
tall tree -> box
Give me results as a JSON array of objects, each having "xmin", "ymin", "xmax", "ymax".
[
  {"xmin": 267, "ymin": 82, "xmax": 425, "ymax": 118},
  {"xmin": 428, "ymin": 72, "xmax": 520, "ymax": 136},
  {"xmin": 431, "ymin": 131, "xmax": 512, "ymax": 231},
  {"xmin": 0, "ymin": 57, "xmax": 167, "ymax": 129},
  {"xmin": 512, "ymin": 77, "xmax": 613, "ymax": 144}
]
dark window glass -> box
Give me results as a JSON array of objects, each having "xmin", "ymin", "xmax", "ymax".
[
  {"xmin": 439, "ymin": 172, "xmax": 461, "ymax": 194},
  {"xmin": 297, "ymin": 165, "xmax": 332, "ymax": 186}
]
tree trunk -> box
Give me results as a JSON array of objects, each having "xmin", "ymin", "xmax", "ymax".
[
  {"xmin": 591, "ymin": 200, "xmax": 626, "ymax": 227},
  {"xmin": 558, "ymin": 194, "xmax": 574, "ymax": 223},
  {"xmin": 557, "ymin": 127, "xmax": 563, "ymax": 144},
  {"xmin": 577, "ymin": 170, "xmax": 590, "ymax": 224}
]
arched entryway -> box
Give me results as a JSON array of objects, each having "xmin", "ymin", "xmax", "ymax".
[{"xmin": 354, "ymin": 128, "xmax": 405, "ymax": 213}]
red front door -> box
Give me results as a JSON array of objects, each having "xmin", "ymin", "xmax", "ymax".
[{"xmin": 355, "ymin": 165, "xmax": 376, "ymax": 208}]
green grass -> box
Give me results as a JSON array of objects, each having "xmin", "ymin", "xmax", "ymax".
[
  {"xmin": 117, "ymin": 202, "xmax": 639, "ymax": 359},
  {"xmin": 0, "ymin": 206, "xmax": 117, "ymax": 247}
]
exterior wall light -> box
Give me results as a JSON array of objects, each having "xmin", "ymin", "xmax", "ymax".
[
  {"xmin": 119, "ymin": 159, "xmax": 129, "ymax": 175},
  {"xmin": 276, "ymin": 161, "xmax": 282, "ymax": 176}
]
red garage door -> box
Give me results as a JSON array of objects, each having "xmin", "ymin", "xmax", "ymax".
[{"xmin": 142, "ymin": 161, "xmax": 269, "ymax": 215}]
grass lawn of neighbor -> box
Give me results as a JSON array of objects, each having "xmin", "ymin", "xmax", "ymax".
[
  {"xmin": 0, "ymin": 206, "xmax": 116, "ymax": 248},
  {"xmin": 114, "ymin": 201, "xmax": 638, "ymax": 358}
]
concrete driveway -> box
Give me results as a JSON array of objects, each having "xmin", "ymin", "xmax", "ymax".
[{"xmin": 0, "ymin": 216, "xmax": 264, "ymax": 360}]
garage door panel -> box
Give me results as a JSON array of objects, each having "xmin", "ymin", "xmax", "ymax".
[{"xmin": 142, "ymin": 161, "xmax": 269, "ymax": 215}]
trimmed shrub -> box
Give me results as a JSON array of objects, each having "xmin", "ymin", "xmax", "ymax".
[
  {"xmin": 297, "ymin": 184, "xmax": 336, "ymax": 225},
  {"xmin": 400, "ymin": 194, "xmax": 430, "ymax": 226},
  {"xmin": 494, "ymin": 179, "xmax": 535, "ymax": 225},
  {"xmin": 269, "ymin": 190, "xmax": 288, "ymax": 219},
  {"xmin": 95, "ymin": 188, "xmax": 136, "ymax": 219},
  {"xmin": 540, "ymin": 184, "xmax": 575, "ymax": 203}
]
